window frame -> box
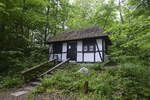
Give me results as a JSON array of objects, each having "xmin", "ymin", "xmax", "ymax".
[{"xmin": 83, "ymin": 39, "xmax": 96, "ymax": 53}]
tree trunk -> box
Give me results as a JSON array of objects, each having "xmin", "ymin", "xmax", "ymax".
[
  {"xmin": 119, "ymin": 0, "xmax": 124, "ymax": 24},
  {"xmin": 103, "ymin": 11, "xmax": 111, "ymax": 29},
  {"xmin": 0, "ymin": 24, "xmax": 5, "ymax": 33},
  {"xmin": 44, "ymin": 5, "xmax": 50, "ymax": 43}
]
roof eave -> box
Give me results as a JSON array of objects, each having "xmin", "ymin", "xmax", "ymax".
[{"xmin": 45, "ymin": 35, "xmax": 111, "ymax": 44}]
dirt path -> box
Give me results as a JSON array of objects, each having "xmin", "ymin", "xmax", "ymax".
[
  {"xmin": 0, "ymin": 91, "xmax": 72, "ymax": 100},
  {"xmin": 0, "ymin": 73, "xmax": 69, "ymax": 100},
  {"xmin": 0, "ymin": 91, "xmax": 30, "ymax": 100},
  {"xmin": 0, "ymin": 81, "xmax": 39, "ymax": 100}
]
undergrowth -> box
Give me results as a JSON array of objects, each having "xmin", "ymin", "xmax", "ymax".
[
  {"xmin": 32, "ymin": 63, "xmax": 150, "ymax": 100},
  {"xmin": 0, "ymin": 49, "xmax": 48, "ymax": 90}
]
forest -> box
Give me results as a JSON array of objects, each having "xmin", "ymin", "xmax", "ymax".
[{"xmin": 0, "ymin": 0, "xmax": 150, "ymax": 99}]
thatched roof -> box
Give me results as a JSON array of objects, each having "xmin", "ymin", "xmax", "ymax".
[{"xmin": 46, "ymin": 26, "xmax": 111, "ymax": 44}]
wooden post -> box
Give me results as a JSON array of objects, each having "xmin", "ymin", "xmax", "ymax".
[
  {"xmin": 83, "ymin": 81, "xmax": 88, "ymax": 94},
  {"xmin": 22, "ymin": 74, "xmax": 27, "ymax": 83}
]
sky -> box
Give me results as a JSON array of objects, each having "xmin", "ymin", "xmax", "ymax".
[
  {"xmin": 69, "ymin": 0, "xmax": 119, "ymax": 4},
  {"xmin": 69, "ymin": 0, "xmax": 74, "ymax": 4}
]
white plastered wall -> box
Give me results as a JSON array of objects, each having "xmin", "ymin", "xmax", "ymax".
[
  {"xmin": 76, "ymin": 39, "xmax": 104, "ymax": 62},
  {"xmin": 62, "ymin": 42, "xmax": 67, "ymax": 61},
  {"xmin": 49, "ymin": 38, "xmax": 104, "ymax": 62},
  {"xmin": 95, "ymin": 52, "xmax": 102, "ymax": 62},
  {"xmin": 77, "ymin": 41, "xmax": 83, "ymax": 62},
  {"xmin": 53, "ymin": 54, "xmax": 61, "ymax": 61},
  {"xmin": 49, "ymin": 44, "xmax": 53, "ymax": 60},
  {"xmin": 95, "ymin": 39, "xmax": 103, "ymax": 62},
  {"xmin": 84, "ymin": 53, "xmax": 94, "ymax": 62}
]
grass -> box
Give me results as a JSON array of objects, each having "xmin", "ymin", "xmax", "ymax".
[
  {"xmin": 31, "ymin": 63, "xmax": 150, "ymax": 100},
  {"xmin": 1, "ymin": 58, "xmax": 150, "ymax": 100}
]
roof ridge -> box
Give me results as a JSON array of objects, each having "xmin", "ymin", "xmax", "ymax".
[{"xmin": 47, "ymin": 26, "xmax": 108, "ymax": 43}]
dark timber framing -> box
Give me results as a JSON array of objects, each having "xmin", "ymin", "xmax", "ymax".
[
  {"xmin": 95, "ymin": 40, "xmax": 103, "ymax": 62},
  {"xmin": 82, "ymin": 41, "xmax": 84, "ymax": 62},
  {"xmin": 47, "ymin": 26, "xmax": 112, "ymax": 63},
  {"xmin": 94, "ymin": 40, "xmax": 96, "ymax": 62},
  {"xmin": 102, "ymin": 39, "xmax": 105, "ymax": 62},
  {"xmin": 49, "ymin": 38, "xmax": 106, "ymax": 63},
  {"xmin": 82, "ymin": 39, "xmax": 96, "ymax": 62}
]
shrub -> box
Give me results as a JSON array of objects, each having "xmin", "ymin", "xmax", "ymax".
[
  {"xmin": 33, "ymin": 63, "xmax": 150, "ymax": 100},
  {"xmin": 107, "ymin": 63, "xmax": 150, "ymax": 99},
  {"xmin": 0, "ymin": 48, "xmax": 49, "ymax": 89},
  {"xmin": 0, "ymin": 76, "xmax": 23, "ymax": 89},
  {"xmin": 34, "ymin": 69, "xmax": 89, "ymax": 94},
  {"xmin": 92, "ymin": 63, "xmax": 105, "ymax": 70}
]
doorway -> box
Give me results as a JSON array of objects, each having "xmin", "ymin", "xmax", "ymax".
[{"xmin": 67, "ymin": 41, "xmax": 77, "ymax": 61}]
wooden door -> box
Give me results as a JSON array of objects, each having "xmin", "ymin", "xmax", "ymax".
[{"xmin": 67, "ymin": 41, "xmax": 77, "ymax": 61}]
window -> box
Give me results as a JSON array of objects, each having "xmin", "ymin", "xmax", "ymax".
[
  {"xmin": 84, "ymin": 45, "xmax": 88, "ymax": 51},
  {"xmin": 83, "ymin": 39, "xmax": 95, "ymax": 52},
  {"xmin": 89, "ymin": 45, "xmax": 94, "ymax": 51},
  {"xmin": 53, "ymin": 43, "xmax": 62, "ymax": 53}
]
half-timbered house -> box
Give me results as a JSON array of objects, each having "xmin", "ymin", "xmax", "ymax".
[{"xmin": 46, "ymin": 26, "xmax": 111, "ymax": 63}]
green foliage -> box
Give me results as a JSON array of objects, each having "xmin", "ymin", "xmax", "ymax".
[
  {"xmin": 66, "ymin": 0, "xmax": 118, "ymax": 30},
  {"xmin": 92, "ymin": 62, "xmax": 106, "ymax": 70},
  {"xmin": 0, "ymin": 0, "xmax": 150, "ymax": 98},
  {"xmin": 0, "ymin": 76, "xmax": 23, "ymax": 89},
  {"xmin": 32, "ymin": 63, "xmax": 150, "ymax": 100},
  {"xmin": 0, "ymin": 50, "xmax": 24, "ymax": 72},
  {"xmin": 108, "ymin": 63, "xmax": 150, "ymax": 99},
  {"xmin": 0, "ymin": 48, "xmax": 48, "ymax": 89},
  {"xmin": 109, "ymin": 19, "xmax": 150, "ymax": 65},
  {"xmin": 34, "ymin": 69, "xmax": 89, "ymax": 93}
]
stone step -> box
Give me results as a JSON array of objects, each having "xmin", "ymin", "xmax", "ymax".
[
  {"xmin": 11, "ymin": 91, "xmax": 28, "ymax": 97},
  {"xmin": 30, "ymin": 81, "xmax": 41, "ymax": 86},
  {"xmin": 24, "ymin": 86, "xmax": 35, "ymax": 91},
  {"xmin": 36, "ymin": 78, "xmax": 41, "ymax": 81}
]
